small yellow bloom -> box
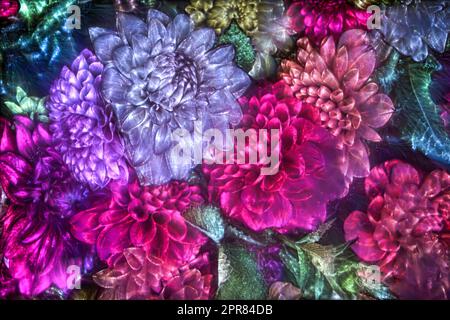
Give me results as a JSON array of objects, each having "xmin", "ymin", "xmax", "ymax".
[{"xmin": 186, "ymin": 0, "xmax": 261, "ymax": 35}]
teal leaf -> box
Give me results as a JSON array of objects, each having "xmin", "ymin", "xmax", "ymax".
[
  {"xmin": 15, "ymin": 86, "xmax": 27, "ymax": 104},
  {"xmin": 373, "ymin": 51, "xmax": 401, "ymax": 94},
  {"xmin": 394, "ymin": 56, "xmax": 450, "ymax": 165},
  {"xmin": 4, "ymin": 101, "xmax": 23, "ymax": 114},
  {"xmin": 184, "ymin": 205, "xmax": 225, "ymax": 243},
  {"xmin": 216, "ymin": 244, "xmax": 267, "ymax": 300}
]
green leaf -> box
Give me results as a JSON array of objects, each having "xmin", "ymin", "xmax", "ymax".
[
  {"xmin": 184, "ymin": 205, "xmax": 225, "ymax": 243},
  {"xmin": 373, "ymin": 51, "xmax": 401, "ymax": 94},
  {"xmin": 216, "ymin": 244, "xmax": 267, "ymax": 300},
  {"xmin": 15, "ymin": 86, "xmax": 27, "ymax": 104},
  {"xmin": 296, "ymin": 218, "xmax": 335, "ymax": 245},
  {"xmin": 4, "ymin": 101, "xmax": 23, "ymax": 114},
  {"xmin": 394, "ymin": 56, "xmax": 450, "ymax": 165},
  {"xmin": 219, "ymin": 22, "xmax": 256, "ymax": 72}
]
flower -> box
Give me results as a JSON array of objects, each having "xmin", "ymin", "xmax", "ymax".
[
  {"xmin": 344, "ymin": 160, "xmax": 450, "ymax": 299},
  {"xmin": 185, "ymin": 0, "xmax": 260, "ymax": 35},
  {"xmin": 280, "ymin": 29, "xmax": 394, "ymax": 183},
  {"xmin": 70, "ymin": 175, "xmax": 207, "ymax": 266},
  {"xmin": 0, "ymin": 116, "xmax": 93, "ymax": 296},
  {"xmin": 47, "ymin": 49, "xmax": 129, "ymax": 190},
  {"xmin": 376, "ymin": 0, "xmax": 450, "ymax": 62},
  {"xmin": 89, "ymin": 9, "xmax": 250, "ymax": 186},
  {"xmin": 94, "ymin": 248, "xmax": 213, "ymax": 300},
  {"xmin": 268, "ymin": 282, "xmax": 302, "ymax": 300},
  {"xmin": 252, "ymin": 245, "xmax": 283, "ymax": 284},
  {"xmin": 287, "ymin": 0, "xmax": 370, "ymax": 45},
  {"xmin": 187, "ymin": 0, "xmax": 294, "ymax": 79},
  {"xmin": 203, "ymin": 81, "xmax": 346, "ymax": 232},
  {"xmin": 0, "ymin": 0, "xmax": 19, "ymax": 20}
]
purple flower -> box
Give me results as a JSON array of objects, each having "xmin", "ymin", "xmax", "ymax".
[
  {"xmin": 89, "ymin": 10, "xmax": 250, "ymax": 186},
  {"xmin": 0, "ymin": 116, "xmax": 94, "ymax": 296},
  {"xmin": 47, "ymin": 49, "xmax": 129, "ymax": 190}
]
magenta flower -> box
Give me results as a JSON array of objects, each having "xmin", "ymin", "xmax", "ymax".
[
  {"xmin": 70, "ymin": 175, "xmax": 207, "ymax": 266},
  {"xmin": 94, "ymin": 248, "xmax": 213, "ymax": 300},
  {"xmin": 203, "ymin": 81, "xmax": 346, "ymax": 232},
  {"xmin": 0, "ymin": 0, "xmax": 19, "ymax": 20},
  {"xmin": 287, "ymin": 0, "xmax": 370, "ymax": 45},
  {"xmin": 0, "ymin": 116, "xmax": 93, "ymax": 296},
  {"xmin": 280, "ymin": 30, "xmax": 394, "ymax": 183},
  {"xmin": 0, "ymin": 261, "xmax": 16, "ymax": 298},
  {"xmin": 345, "ymin": 160, "xmax": 450, "ymax": 299},
  {"xmin": 47, "ymin": 49, "xmax": 129, "ymax": 190}
]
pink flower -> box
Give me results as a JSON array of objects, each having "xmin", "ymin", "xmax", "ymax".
[
  {"xmin": 0, "ymin": 116, "xmax": 92, "ymax": 296},
  {"xmin": 287, "ymin": 0, "xmax": 370, "ymax": 45},
  {"xmin": 280, "ymin": 29, "xmax": 394, "ymax": 183},
  {"xmin": 70, "ymin": 175, "xmax": 207, "ymax": 267},
  {"xmin": 203, "ymin": 81, "xmax": 346, "ymax": 232},
  {"xmin": 344, "ymin": 160, "xmax": 450, "ymax": 299},
  {"xmin": 0, "ymin": 0, "xmax": 19, "ymax": 20},
  {"xmin": 94, "ymin": 247, "xmax": 213, "ymax": 300}
]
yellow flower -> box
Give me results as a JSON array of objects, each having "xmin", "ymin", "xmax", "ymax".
[{"xmin": 186, "ymin": 0, "xmax": 261, "ymax": 35}]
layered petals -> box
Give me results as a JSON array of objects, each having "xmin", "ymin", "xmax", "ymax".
[
  {"xmin": 204, "ymin": 81, "xmax": 346, "ymax": 232},
  {"xmin": 0, "ymin": 116, "xmax": 93, "ymax": 296},
  {"xmin": 280, "ymin": 29, "xmax": 394, "ymax": 184},
  {"xmin": 89, "ymin": 10, "xmax": 250, "ymax": 185},
  {"xmin": 344, "ymin": 160, "xmax": 450, "ymax": 299},
  {"xmin": 70, "ymin": 175, "xmax": 207, "ymax": 267},
  {"xmin": 47, "ymin": 49, "xmax": 129, "ymax": 190},
  {"xmin": 287, "ymin": 0, "xmax": 370, "ymax": 45},
  {"xmin": 94, "ymin": 248, "xmax": 213, "ymax": 300}
]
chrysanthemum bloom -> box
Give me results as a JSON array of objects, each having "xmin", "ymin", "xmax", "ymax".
[
  {"xmin": 280, "ymin": 30, "xmax": 394, "ymax": 183},
  {"xmin": 0, "ymin": 116, "xmax": 93, "ymax": 296},
  {"xmin": 203, "ymin": 81, "xmax": 346, "ymax": 232},
  {"xmin": 376, "ymin": 0, "xmax": 450, "ymax": 62},
  {"xmin": 94, "ymin": 248, "xmax": 213, "ymax": 300},
  {"xmin": 344, "ymin": 160, "xmax": 450, "ymax": 299},
  {"xmin": 70, "ymin": 175, "xmax": 207, "ymax": 266},
  {"xmin": 287, "ymin": 0, "xmax": 370, "ymax": 45},
  {"xmin": 47, "ymin": 49, "xmax": 129, "ymax": 190},
  {"xmin": 89, "ymin": 9, "xmax": 250, "ymax": 185}
]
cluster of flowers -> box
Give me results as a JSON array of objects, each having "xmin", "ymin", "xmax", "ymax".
[{"xmin": 0, "ymin": 0, "xmax": 448, "ymax": 300}]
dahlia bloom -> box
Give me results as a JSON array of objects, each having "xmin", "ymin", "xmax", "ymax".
[
  {"xmin": 376, "ymin": 0, "xmax": 450, "ymax": 62},
  {"xmin": 47, "ymin": 49, "xmax": 129, "ymax": 190},
  {"xmin": 287, "ymin": 0, "xmax": 370, "ymax": 45},
  {"xmin": 203, "ymin": 81, "xmax": 346, "ymax": 232},
  {"xmin": 0, "ymin": 116, "xmax": 92, "ymax": 296},
  {"xmin": 344, "ymin": 160, "xmax": 450, "ymax": 299},
  {"xmin": 94, "ymin": 248, "xmax": 213, "ymax": 300},
  {"xmin": 89, "ymin": 9, "xmax": 250, "ymax": 185},
  {"xmin": 70, "ymin": 175, "xmax": 207, "ymax": 266},
  {"xmin": 280, "ymin": 30, "xmax": 394, "ymax": 182}
]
